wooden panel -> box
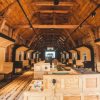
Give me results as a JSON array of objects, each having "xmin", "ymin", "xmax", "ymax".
[
  {"xmin": 0, "ymin": 62, "xmax": 13, "ymax": 74},
  {"xmin": 86, "ymin": 78, "xmax": 97, "ymax": 88},
  {"xmin": 64, "ymin": 76, "xmax": 79, "ymax": 89},
  {"xmin": 5, "ymin": 45, "xmax": 13, "ymax": 61},
  {"xmin": 97, "ymin": 62, "xmax": 100, "ymax": 72},
  {"xmin": 34, "ymin": 61, "xmax": 53, "ymax": 72},
  {"xmin": 23, "ymin": 92, "xmax": 53, "ymax": 100},
  {"xmin": 0, "ymin": 48, "xmax": 5, "ymax": 62},
  {"xmin": 0, "ymin": 48, "xmax": 5, "ymax": 71},
  {"xmin": 22, "ymin": 73, "xmax": 100, "ymax": 100},
  {"xmin": 23, "ymin": 60, "xmax": 29, "ymax": 67},
  {"xmin": 16, "ymin": 47, "xmax": 28, "ymax": 61},
  {"xmin": 64, "ymin": 96, "xmax": 81, "ymax": 100},
  {"xmin": 0, "ymin": 37, "xmax": 14, "ymax": 47},
  {"xmin": 34, "ymin": 61, "xmax": 53, "ymax": 79},
  {"xmin": 76, "ymin": 47, "xmax": 91, "ymax": 61},
  {"xmin": 84, "ymin": 96, "xmax": 99, "ymax": 100},
  {"xmin": 82, "ymin": 75, "xmax": 100, "ymax": 93},
  {"xmin": 68, "ymin": 59, "xmax": 73, "ymax": 64},
  {"xmin": 27, "ymin": 96, "xmax": 45, "ymax": 100},
  {"xmin": 69, "ymin": 50, "xmax": 77, "ymax": 60},
  {"xmin": 34, "ymin": 72, "xmax": 45, "ymax": 79},
  {"xmin": 16, "ymin": 51, "xmax": 25, "ymax": 61},
  {"xmin": 43, "ymin": 74, "xmax": 100, "ymax": 96},
  {"xmin": 43, "ymin": 75, "xmax": 81, "ymax": 95},
  {"xmin": 76, "ymin": 60, "xmax": 84, "ymax": 67}
]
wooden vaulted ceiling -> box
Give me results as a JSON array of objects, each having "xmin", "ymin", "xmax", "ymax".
[{"xmin": 0, "ymin": 0, "xmax": 100, "ymax": 51}]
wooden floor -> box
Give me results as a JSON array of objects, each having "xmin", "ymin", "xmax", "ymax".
[{"xmin": 0, "ymin": 71, "xmax": 34, "ymax": 100}]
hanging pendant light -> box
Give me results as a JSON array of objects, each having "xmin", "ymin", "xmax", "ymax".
[
  {"xmin": 91, "ymin": 11, "xmax": 96, "ymax": 17},
  {"xmin": 53, "ymin": 0, "xmax": 59, "ymax": 5}
]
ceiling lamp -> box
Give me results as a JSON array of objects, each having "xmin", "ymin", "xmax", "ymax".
[
  {"xmin": 91, "ymin": 11, "xmax": 96, "ymax": 17},
  {"xmin": 79, "ymin": 24, "xmax": 82, "ymax": 29},
  {"xmin": 53, "ymin": 0, "xmax": 59, "ymax": 5},
  {"xmin": 95, "ymin": 38, "xmax": 100, "ymax": 45}
]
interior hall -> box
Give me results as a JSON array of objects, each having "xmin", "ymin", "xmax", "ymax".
[{"xmin": 0, "ymin": 0, "xmax": 100, "ymax": 100}]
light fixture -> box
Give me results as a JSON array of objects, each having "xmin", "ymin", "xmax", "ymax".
[
  {"xmin": 65, "ymin": 5, "xmax": 99, "ymax": 42},
  {"xmin": 79, "ymin": 24, "xmax": 82, "ymax": 29},
  {"xmin": 51, "ymin": 28, "xmax": 54, "ymax": 30},
  {"xmin": 91, "ymin": 12, "xmax": 96, "ymax": 17},
  {"xmin": 53, "ymin": 0, "xmax": 59, "ymax": 5}
]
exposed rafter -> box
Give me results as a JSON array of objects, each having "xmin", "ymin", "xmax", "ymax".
[
  {"xmin": 0, "ymin": 0, "xmax": 99, "ymax": 51},
  {"xmin": 64, "ymin": 30, "xmax": 76, "ymax": 47},
  {"xmin": 32, "ymin": 2, "xmax": 74, "ymax": 7},
  {"xmin": 16, "ymin": 0, "xmax": 38, "ymax": 47},
  {"xmin": 0, "ymin": 0, "xmax": 16, "ymax": 16},
  {"xmin": 15, "ymin": 25, "xmax": 84, "ymax": 29},
  {"xmin": 37, "ymin": 10, "xmax": 70, "ymax": 14},
  {"xmin": 66, "ymin": 4, "xmax": 100, "ymax": 42}
]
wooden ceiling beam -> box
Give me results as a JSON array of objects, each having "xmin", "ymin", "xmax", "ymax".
[
  {"xmin": 66, "ymin": 4, "xmax": 99, "ymax": 42},
  {"xmin": 37, "ymin": 10, "xmax": 69, "ymax": 14},
  {"xmin": 33, "ymin": 2, "xmax": 74, "ymax": 6},
  {"xmin": 0, "ymin": 0, "xmax": 16, "ymax": 16},
  {"xmin": 34, "ymin": 36, "xmax": 62, "ymax": 49},
  {"xmin": 29, "ymin": 33, "xmax": 42, "ymax": 47},
  {"xmin": 16, "ymin": 25, "xmax": 82, "ymax": 29}
]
